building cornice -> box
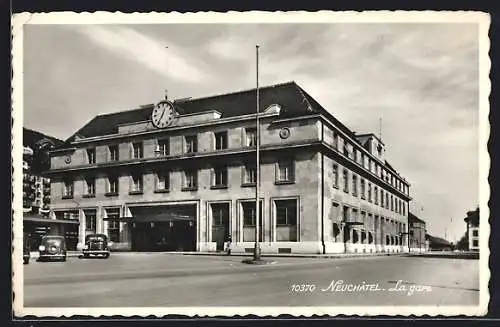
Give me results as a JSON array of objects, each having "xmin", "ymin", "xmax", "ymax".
[
  {"xmin": 59, "ymin": 111, "xmax": 280, "ymax": 148},
  {"xmin": 44, "ymin": 140, "xmax": 322, "ymax": 176}
]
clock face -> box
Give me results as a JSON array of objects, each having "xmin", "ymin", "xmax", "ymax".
[{"xmin": 152, "ymin": 101, "xmax": 175, "ymax": 128}]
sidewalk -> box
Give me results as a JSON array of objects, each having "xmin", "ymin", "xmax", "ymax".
[{"xmin": 29, "ymin": 250, "xmax": 414, "ymax": 259}]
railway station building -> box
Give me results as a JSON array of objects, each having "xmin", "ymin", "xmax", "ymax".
[{"xmin": 46, "ymin": 81, "xmax": 412, "ymax": 254}]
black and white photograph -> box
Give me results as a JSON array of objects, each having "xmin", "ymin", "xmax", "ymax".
[{"xmin": 12, "ymin": 11, "xmax": 490, "ymax": 317}]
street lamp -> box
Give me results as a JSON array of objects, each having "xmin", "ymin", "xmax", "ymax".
[{"xmin": 341, "ymin": 221, "xmax": 363, "ymax": 253}]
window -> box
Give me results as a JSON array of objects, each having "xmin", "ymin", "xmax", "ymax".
[
  {"xmin": 352, "ymin": 175, "xmax": 358, "ymax": 196},
  {"xmin": 386, "ymin": 193, "xmax": 390, "ymax": 209},
  {"xmin": 108, "ymin": 220, "xmax": 120, "ymax": 242},
  {"xmin": 132, "ymin": 142, "xmax": 143, "ymax": 159},
  {"xmin": 242, "ymin": 201, "xmax": 263, "ymax": 242},
  {"xmin": 333, "ymin": 164, "xmax": 339, "ymax": 188},
  {"xmin": 245, "ymin": 128, "xmax": 257, "ymax": 147},
  {"xmin": 107, "ymin": 176, "xmax": 119, "ymax": 195},
  {"xmin": 353, "ymin": 149, "xmax": 358, "ymax": 163},
  {"xmin": 85, "ymin": 211, "xmax": 97, "ymax": 232},
  {"xmin": 343, "ymin": 169, "xmax": 349, "ymax": 193},
  {"xmin": 212, "ymin": 166, "xmax": 228, "ymax": 188},
  {"xmin": 242, "ymin": 201, "xmax": 262, "ymax": 226},
  {"xmin": 63, "ymin": 180, "xmax": 73, "ymax": 198},
  {"xmin": 212, "ymin": 203, "xmax": 229, "ymax": 226},
  {"xmin": 61, "ymin": 210, "xmax": 78, "ymax": 220},
  {"xmin": 155, "ymin": 170, "xmax": 170, "ymax": 191},
  {"xmin": 243, "ymin": 165, "xmax": 256, "ymax": 185},
  {"xmin": 352, "ymin": 209, "xmax": 359, "ymax": 222},
  {"xmin": 108, "ymin": 145, "xmax": 119, "ymax": 161},
  {"xmin": 333, "ymin": 132, "xmax": 338, "ymax": 150},
  {"xmin": 130, "ymin": 174, "xmax": 143, "ymax": 193},
  {"xmin": 367, "ymin": 183, "xmax": 372, "ymax": 202},
  {"xmin": 84, "ymin": 178, "xmax": 95, "ymax": 197},
  {"xmin": 185, "ymin": 135, "xmax": 198, "ymax": 153},
  {"xmin": 276, "ymin": 159, "xmax": 295, "ymax": 183},
  {"xmin": 380, "ymin": 190, "xmax": 384, "ymax": 207},
  {"xmin": 156, "ymin": 138, "xmax": 169, "ymax": 156},
  {"xmin": 343, "ymin": 143, "xmax": 350, "ymax": 157},
  {"xmin": 374, "ymin": 186, "xmax": 379, "ymax": 205},
  {"xmin": 472, "ymin": 230, "xmax": 479, "ymax": 237},
  {"xmin": 276, "ymin": 199, "xmax": 298, "ymax": 226},
  {"xmin": 183, "ymin": 169, "xmax": 198, "ymax": 190},
  {"xmin": 87, "ymin": 148, "xmax": 96, "ymax": 164},
  {"xmin": 361, "ymin": 153, "xmax": 365, "ymax": 167},
  {"xmin": 342, "ymin": 205, "xmax": 350, "ymax": 221},
  {"xmin": 472, "ymin": 240, "xmax": 478, "ymax": 247},
  {"xmin": 361, "ymin": 211, "xmax": 367, "ymax": 225},
  {"xmin": 390, "ymin": 195, "xmax": 394, "ymax": 211},
  {"xmin": 360, "ymin": 179, "xmax": 366, "ymax": 199},
  {"xmin": 402, "ymin": 202, "xmax": 406, "ymax": 215},
  {"xmin": 214, "ymin": 131, "xmax": 228, "ymax": 150}
]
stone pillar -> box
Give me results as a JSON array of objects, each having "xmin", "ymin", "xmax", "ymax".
[
  {"xmin": 102, "ymin": 207, "xmax": 108, "ymax": 237},
  {"xmin": 96, "ymin": 206, "xmax": 103, "ymax": 234},
  {"xmin": 78, "ymin": 209, "xmax": 85, "ymax": 250}
]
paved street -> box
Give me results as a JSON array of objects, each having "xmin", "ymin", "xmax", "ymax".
[{"xmin": 23, "ymin": 253, "xmax": 479, "ymax": 307}]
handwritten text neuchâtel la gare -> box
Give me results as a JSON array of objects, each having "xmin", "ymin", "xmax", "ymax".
[{"xmin": 290, "ymin": 280, "xmax": 432, "ymax": 296}]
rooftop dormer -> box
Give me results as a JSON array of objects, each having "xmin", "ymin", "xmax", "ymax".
[{"xmin": 355, "ymin": 133, "xmax": 385, "ymax": 162}]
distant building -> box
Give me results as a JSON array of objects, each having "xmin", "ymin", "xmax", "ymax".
[
  {"xmin": 426, "ymin": 234, "xmax": 453, "ymax": 251},
  {"xmin": 23, "ymin": 128, "xmax": 73, "ymax": 250},
  {"xmin": 408, "ymin": 212, "xmax": 427, "ymax": 252},
  {"xmin": 45, "ymin": 81, "xmax": 412, "ymax": 253},
  {"xmin": 464, "ymin": 207, "xmax": 479, "ymax": 251}
]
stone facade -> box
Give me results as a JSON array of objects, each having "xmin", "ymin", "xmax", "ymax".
[{"xmin": 47, "ymin": 82, "xmax": 412, "ymax": 254}]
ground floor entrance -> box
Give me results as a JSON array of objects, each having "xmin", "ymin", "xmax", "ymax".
[{"xmin": 129, "ymin": 204, "xmax": 197, "ymax": 252}]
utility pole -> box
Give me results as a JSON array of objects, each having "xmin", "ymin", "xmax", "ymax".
[{"xmin": 254, "ymin": 44, "xmax": 261, "ymax": 261}]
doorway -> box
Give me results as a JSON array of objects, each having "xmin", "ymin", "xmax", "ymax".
[
  {"xmin": 211, "ymin": 202, "xmax": 230, "ymax": 251},
  {"xmin": 130, "ymin": 204, "xmax": 197, "ymax": 252}
]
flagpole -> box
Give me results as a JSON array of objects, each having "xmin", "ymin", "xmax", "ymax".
[{"xmin": 254, "ymin": 44, "xmax": 261, "ymax": 261}]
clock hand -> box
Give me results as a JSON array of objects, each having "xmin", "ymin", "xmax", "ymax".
[{"xmin": 157, "ymin": 107, "xmax": 166, "ymax": 123}]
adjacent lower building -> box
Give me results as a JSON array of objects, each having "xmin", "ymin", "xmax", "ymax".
[
  {"xmin": 46, "ymin": 81, "xmax": 412, "ymax": 254},
  {"xmin": 464, "ymin": 207, "xmax": 479, "ymax": 251},
  {"xmin": 408, "ymin": 212, "xmax": 427, "ymax": 252}
]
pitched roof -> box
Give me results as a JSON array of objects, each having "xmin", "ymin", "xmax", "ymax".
[
  {"xmin": 65, "ymin": 81, "xmax": 359, "ymax": 143},
  {"xmin": 23, "ymin": 128, "xmax": 64, "ymax": 149},
  {"xmin": 426, "ymin": 234, "xmax": 452, "ymax": 246},
  {"xmin": 409, "ymin": 212, "xmax": 426, "ymax": 224}
]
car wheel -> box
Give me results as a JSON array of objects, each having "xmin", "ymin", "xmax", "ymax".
[
  {"xmin": 62, "ymin": 256, "xmax": 67, "ymax": 262},
  {"xmin": 104, "ymin": 253, "xmax": 110, "ymax": 259}
]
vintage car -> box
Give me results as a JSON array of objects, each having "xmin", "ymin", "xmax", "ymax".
[
  {"xmin": 82, "ymin": 234, "xmax": 110, "ymax": 258},
  {"xmin": 38, "ymin": 235, "xmax": 67, "ymax": 262}
]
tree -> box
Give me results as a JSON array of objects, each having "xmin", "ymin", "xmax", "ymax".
[{"xmin": 456, "ymin": 232, "xmax": 469, "ymax": 251}]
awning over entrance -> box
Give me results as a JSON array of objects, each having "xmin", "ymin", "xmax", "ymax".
[{"xmin": 128, "ymin": 205, "xmax": 196, "ymax": 223}]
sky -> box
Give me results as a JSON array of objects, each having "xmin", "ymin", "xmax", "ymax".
[{"xmin": 22, "ymin": 22, "xmax": 480, "ymax": 242}]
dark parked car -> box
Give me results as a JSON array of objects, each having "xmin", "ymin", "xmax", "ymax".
[
  {"xmin": 23, "ymin": 235, "xmax": 30, "ymax": 265},
  {"xmin": 38, "ymin": 235, "xmax": 67, "ymax": 262},
  {"xmin": 82, "ymin": 234, "xmax": 110, "ymax": 258}
]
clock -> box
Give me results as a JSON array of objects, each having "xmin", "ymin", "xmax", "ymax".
[
  {"xmin": 64, "ymin": 156, "xmax": 71, "ymax": 164},
  {"xmin": 151, "ymin": 101, "xmax": 176, "ymax": 129},
  {"xmin": 279, "ymin": 127, "xmax": 291, "ymax": 139}
]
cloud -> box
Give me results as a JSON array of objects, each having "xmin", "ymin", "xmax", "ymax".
[
  {"xmin": 22, "ymin": 23, "xmax": 481, "ymax": 241},
  {"xmin": 73, "ymin": 25, "xmax": 210, "ymax": 84}
]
